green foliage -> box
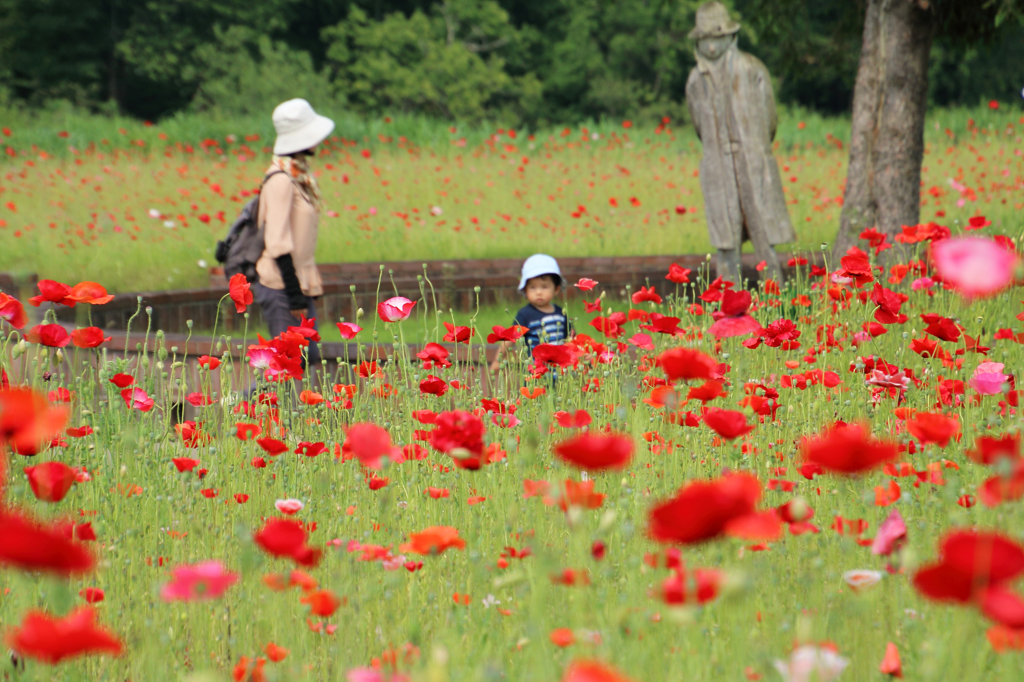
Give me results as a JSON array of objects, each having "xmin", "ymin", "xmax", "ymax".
[
  {"xmin": 323, "ymin": 1, "xmax": 540, "ymax": 122},
  {"xmin": 0, "ymin": 0, "xmax": 1022, "ymax": 124},
  {"xmin": 190, "ymin": 27, "xmax": 338, "ymax": 117}
]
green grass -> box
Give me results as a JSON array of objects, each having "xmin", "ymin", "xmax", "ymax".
[
  {"xmin": 4, "ymin": 267, "xmax": 1024, "ymax": 680},
  {"xmin": 0, "ymin": 105, "xmax": 1021, "ymax": 293}
]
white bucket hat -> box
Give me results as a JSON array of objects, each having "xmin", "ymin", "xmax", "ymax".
[
  {"xmin": 272, "ymin": 99, "xmax": 335, "ymax": 156},
  {"xmin": 518, "ymin": 254, "xmax": 563, "ymax": 292}
]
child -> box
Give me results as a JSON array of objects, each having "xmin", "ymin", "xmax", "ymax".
[{"xmin": 489, "ymin": 254, "xmax": 571, "ymax": 372}]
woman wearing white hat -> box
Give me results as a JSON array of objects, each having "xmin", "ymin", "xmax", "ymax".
[{"xmin": 252, "ymin": 98, "xmax": 335, "ymax": 370}]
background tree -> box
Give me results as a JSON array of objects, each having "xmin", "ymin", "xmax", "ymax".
[{"xmin": 738, "ymin": 0, "xmax": 1023, "ymax": 259}]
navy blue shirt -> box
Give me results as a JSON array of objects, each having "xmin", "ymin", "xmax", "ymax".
[{"xmin": 514, "ymin": 304, "xmax": 570, "ymax": 351}]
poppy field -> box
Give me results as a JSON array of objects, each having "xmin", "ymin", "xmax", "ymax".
[
  {"xmin": 2, "ymin": 106, "xmax": 1024, "ymax": 682},
  {"xmin": 5, "ymin": 222, "xmax": 1024, "ymax": 681},
  {"xmin": 0, "ymin": 106, "xmax": 1022, "ymax": 293}
]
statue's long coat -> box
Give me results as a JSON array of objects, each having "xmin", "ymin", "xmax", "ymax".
[{"xmin": 686, "ymin": 49, "xmax": 795, "ymax": 250}]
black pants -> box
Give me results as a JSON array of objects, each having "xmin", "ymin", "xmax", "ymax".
[{"xmin": 251, "ymin": 282, "xmax": 322, "ymax": 368}]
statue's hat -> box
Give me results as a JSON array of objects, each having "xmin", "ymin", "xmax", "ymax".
[{"xmin": 689, "ymin": 2, "xmax": 741, "ymax": 40}]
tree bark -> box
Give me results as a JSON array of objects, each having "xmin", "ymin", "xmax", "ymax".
[{"xmin": 832, "ymin": 0, "xmax": 935, "ymax": 262}]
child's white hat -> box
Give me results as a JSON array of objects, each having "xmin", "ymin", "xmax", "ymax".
[{"xmin": 518, "ymin": 254, "xmax": 562, "ymax": 292}]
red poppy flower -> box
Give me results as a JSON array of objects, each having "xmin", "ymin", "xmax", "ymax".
[
  {"xmin": 235, "ymin": 423, "xmax": 262, "ymax": 441},
  {"xmin": 702, "ymin": 409, "xmax": 755, "ymax": 440},
  {"xmin": 343, "ymin": 423, "xmax": 399, "ymax": 470},
  {"xmin": 533, "ymin": 344, "xmax": 578, "ymax": 368},
  {"xmin": 300, "ymin": 589, "xmax": 342, "ymax": 616},
  {"xmin": 175, "ymin": 421, "xmax": 210, "ymax": 448},
  {"xmin": 555, "ymin": 410, "xmax": 592, "ymax": 429},
  {"xmin": 553, "ymin": 432, "xmax": 633, "ymax": 471},
  {"xmin": 0, "ymin": 388, "xmax": 68, "ymax": 460},
  {"xmin": 26, "ymin": 324, "xmax": 71, "ymax": 348},
  {"xmin": 0, "ymin": 292, "xmax": 27, "ymax": 329},
  {"xmin": 906, "ymin": 411, "xmax": 959, "ymax": 447},
  {"xmin": 70, "ymin": 327, "xmax": 110, "ymax": 349},
  {"xmin": 252, "ymin": 518, "xmax": 322, "ymax": 567},
  {"xmin": 656, "ymin": 347, "xmax": 716, "ymax": 382},
  {"xmin": 109, "ymin": 373, "xmax": 134, "ymax": 388},
  {"xmin": 443, "ymin": 322, "xmax": 474, "ymax": 344},
  {"xmin": 544, "ymin": 479, "xmax": 606, "ymax": 511},
  {"xmin": 67, "ymin": 282, "xmax": 114, "ymax": 305},
  {"xmin": 801, "ymin": 422, "xmax": 898, "ymax": 475},
  {"xmin": 173, "ymin": 457, "xmax": 199, "ymax": 472},
  {"xmin": 416, "ymin": 342, "xmax": 451, "ymax": 368},
  {"xmin": 400, "ymin": 526, "xmax": 466, "ymax": 555},
  {"xmin": 295, "ymin": 441, "xmax": 326, "ymax": 457},
  {"xmin": 575, "ymin": 278, "xmax": 598, "ymax": 291},
  {"xmin": 641, "ymin": 314, "xmax": 684, "ymax": 335},
  {"xmin": 28, "ymin": 279, "xmax": 77, "ymax": 307},
  {"xmin": 24, "ymin": 462, "xmax": 76, "ymax": 502},
  {"xmin": 228, "ymin": 273, "xmax": 252, "ymax": 313},
  {"xmin": 264, "ymin": 642, "xmax": 289, "ymax": 662},
  {"xmin": 687, "ymin": 380, "xmax": 727, "ymax": 403},
  {"xmin": 298, "ymin": 390, "xmax": 323, "ymax": 406},
  {"xmin": 921, "ymin": 313, "xmax": 962, "ymax": 342},
  {"xmin": 257, "ymin": 437, "xmax": 288, "ymax": 456},
  {"xmin": 631, "ymin": 285, "xmax": 663, "ymax": 305},
  {"xmin": 838, "ymin": 253, "xmax": 874, "ymax": 286},
  {"xmin": 79, "ymin": 587, "xmax": 105, "ymax": 604},
  {"xmin": 913, "ymin": 530, "xmax": 1024, "ymax": 610},
  {"xmin": 756, "ymin": 319, "xmax": 801, "ymax": 349},
  {"xmin": 666, "ymin": 263, "xmax": 692, "ymax": 284},
  {"xmin": 661, "ymin": 565, "xmax": 724, "ymax": 605},
  {"xmin": 709, "ymin": 290, "xmax": 760, "ymax": 338},
  {"xmin": 0, "ymin": 508, "xmax": 94, "ymax": 574},
  {"xmin": 420, "ymin": 375, "xmax": 448, "ymax": 396},
  {"xmin": 648, "ymin": 472, "xmax": 782, "ymax": 545},
  {"xmin": 5, "ymin": 607, "xmax": 123, "ymax": 664},
  {"xmin": 429, "ymin": 410, "xmax": 485, "ymax": 465},
  {"xmin": 197, "ymin": 355, "xmax": 221, "ymax": 370},
  {"xmin": 978, "ymin": 462, "xmax": 1024, "ymax": 507},
  {"xmin": 968, "ymin": 434, "xmax": 1021, "ymax": 465},
  {"xmin": 487, "ymin": 325, "xmax": 528, "ymax": 343},
  {"xmin": 870, "ymin": 284, "xmax": 908, "ymax": 325}
]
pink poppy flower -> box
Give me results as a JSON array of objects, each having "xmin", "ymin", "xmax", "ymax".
[
  {"xmin": 774, "ymin": 645, "xmax": 849, "ymax": 682},
  {"xmin": 871, "ymin": 508, "xmax": 907, "ymax": 556},
  {"xmin": 160, "ymin": 560, "xmax": 239, "ymax": 602},
  {"xmin": 932, "ymin": 236, "xmax": 1018, "ymax": 299},
  {"xmin": 377, "ymin": 297, "xmax": 416, "ymax": 322},
  {"xmin": 969, "ymin": 361, "xmax": 1010, "ymax": 396},
  {"xmin": 708, "ymin": 290, "xmax": 761, "ymax": 339},
  {"xmin": 843, "ymin": 569, "xmax": 883, "ymax": 593},
  {"xmin": 247, "ymin": 346, "xmax": 277, "ymax": 369},
  {"xmin": 120, "ymin": 388, "xmax": 154, "ymax": 412},
  {"xmin": 911, "ymin": 277, "xmax": 934, "ymax": 291},
  {"xmin": 865, "ymin": 370, "xmax": 910, "ymax": 390},
  {"xmin": 628, "ymin": 332, "xmax": 654, "ymax": 350},
  {"xmin": 275, "ymin": 499, "xmax": 304, "ymax": 515}
]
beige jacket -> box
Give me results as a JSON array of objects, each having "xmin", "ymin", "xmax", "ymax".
[{"xmin": 255, "ymin": 171, "xmax": 323, "ymax": 296}]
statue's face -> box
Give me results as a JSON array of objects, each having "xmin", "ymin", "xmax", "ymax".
[{"xmin": 697, "ymin": 35, "xmax": 735, "ymax": 61}]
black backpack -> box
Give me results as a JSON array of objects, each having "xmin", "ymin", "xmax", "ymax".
[{"xmin": 214, "ymin": 170, "xmax": 286, "ymax": 283}]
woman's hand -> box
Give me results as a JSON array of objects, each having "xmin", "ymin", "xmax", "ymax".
[{"xmin": 290, "ymin": 309, "xmax": 308, "ymax": 321}]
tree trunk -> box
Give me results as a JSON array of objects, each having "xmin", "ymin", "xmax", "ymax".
[{"xmin": 832, "ymin": 0, "xmax": 934, "ymax": 262}]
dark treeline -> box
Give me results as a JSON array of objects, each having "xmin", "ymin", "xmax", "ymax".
[{"xmin": 1, "ymin": 0, "xmax": 1021, "ymax": 125}]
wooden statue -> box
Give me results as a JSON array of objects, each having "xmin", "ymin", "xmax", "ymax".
[{"xmin": 686, "ymin": 1, "xmax": 795, "ymax": 283}]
